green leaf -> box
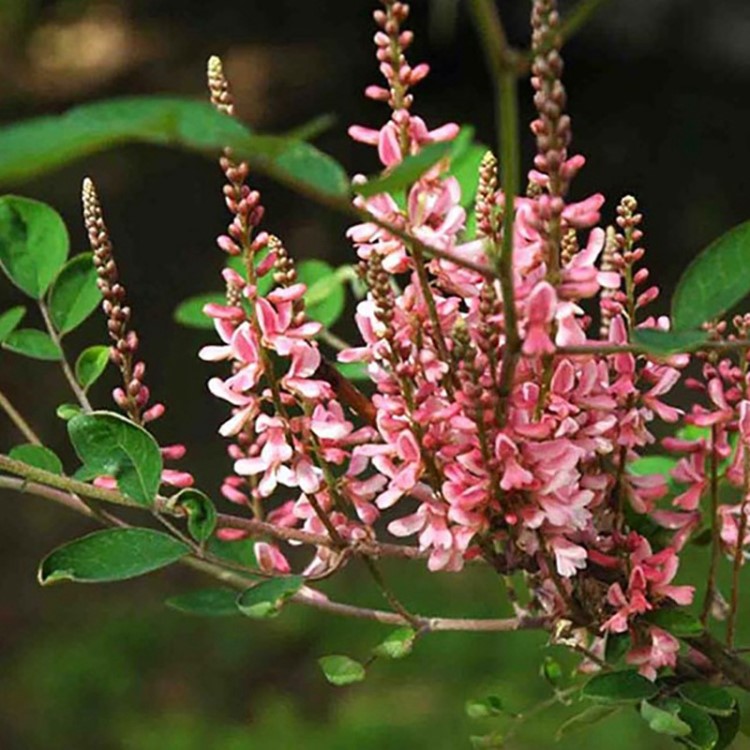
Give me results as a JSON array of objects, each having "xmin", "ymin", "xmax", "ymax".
[
  {"xmin": 555, "ymin": 706, "xmax": 619, "ymax": 741},
  {"xmin": 0, "ymin": 305, "xmax": 25, "ymax": 342},
  {"xmin": 540, "ymin": 656, "xmax": 564, "ymax": 688},
  {"xmin": 2, "ymin": 328, "xmax": 61, "ymax": 360},
  {"xmin": 629, "ymin": 455, "xmax": 678, "ymax": 477},
  {"xmin": 173, "ymin": 292, "xmax": 225, "ymax": 330},
  {"xmin": 373, "ymin": 627, "xmax": 416, "ymax": 660},
  {"xmin": 335, "ymin": 361, "xmax": 369, "ymax": 381},
  {"xmin": 206, "ymin": 536, "xmax": 257, "ymax": 568},
  {"xmin": 605, "ymin": 633, "xmax": 631, "ymax": 665},
  {"xmin": 236, "ymin": 576, "xmax": 304, "ymax": 619},
  {"xmin": 298, "ymin": 259, "xmax": 345, "ymax": 327},
  {"xmin": 283, "ymin": 113, "xmax": 337, "ymax": 142},
  {"xmin": 356, "ymin": 127, "xmax": 474, "ymax": 198},
  {"xmin": 75, "ymin": 345, "xmax": 110, "ymax": 390},
  {"xmin": 318, "ymin": 655, "xmax": 366, "ymax": 687},
  {"xmin": 166, "ymin": 588, "xmax": 240, "ymax": 617},
  {"xmin": 714, "ymin": 705, "xmax": 740, "ymax": 750},
  {"xmin": 581, "ymin": 670, "xmax": 658, "ymax": 704},
  {"xmin": 269, "ymin": 137, "xmax": 349, "ymax": 197},
  {"xmin": 632, "ymin": 328, "xmax": 709, "ymax": 355},
  {"xmin": 469, "ymin": 732, "xmax": 504, "ymax": 749},
  {"xmin": 0, "ymin": 97, "xmax": 349, "ymax": 198},
  {"xmin": 38, "ymin": 528, "xmax": 189, "ymax": 585},
  {"xmin": 465, "ymin": 695, "xmax": 504, "ymax": 720},
  {"xmin": 640, "ymin": 700, "xmax": 692, "ymax": 737},
  {"xmin": 449, "ymin": 143, "xmax": 489, "ymax": 207},
  {"xmin": 677, "ymin": 702, "xmax": 720, "ymax": 750},
  {"xmin": 8, "ymin": 443, "xmax": 63, "ymax": 474},
  {"xmin": 48, "ymin": 253, "xmax": 101, "ymax": 334},
  {"xmin": 0, "ymin": 196, "xmax": 69, "ymax": 298},
  {"xmin": 56, "ymin": 403, "xmax": 82, "ymax": 421},
  {"xmin": 67, "ymin": 411, "xmax": 163, "ymax": 506},
  {"xmin": 643, "ymin": 609, "xmax": 704, "ymax": 638},
  {"xmin": 170, "ymin": 488, "xmax": 217, "ymax": 543},
  {"xmin": 673, "ymin": 220, "xmax": 750, "ymax": 331},
  {"xmin": 678, "ymin": 683, "xmax": 736, "ymax": 718}
]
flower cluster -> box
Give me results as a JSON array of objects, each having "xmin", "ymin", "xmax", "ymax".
[
  {"xmin": 199, "ymin": 0, "xmax": 750, "ymax": 682},
  {"xmin": 83, "ymin": 178, "xmax": 193, "ymax": 490}
]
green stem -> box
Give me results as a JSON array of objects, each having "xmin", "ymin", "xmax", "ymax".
[
  {"xmin": 701, "ymin": 425, "xmax": 721, "ymax": 624},
  {"xmin": 467, "ymin": 0, "xmax": 523, "ymax": 424},
  {"xmin": 0, "ymin": 388, "xmax": 41, "ymax": 445},
  {"xmin": 0, "ymin": 453, "xmax": 139, "ymax": 507},
  {"xmin": 38, "ymin": 300, "xmax": 92, "ymax": 412}
]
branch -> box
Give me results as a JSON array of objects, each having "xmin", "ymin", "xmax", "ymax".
[
  {"xmin": 0, "ymin": 388, "xmax": 42, "ymax": 445},
  {"xmin": 0, "ymin": 475, "xmax": 98, "ymax": 517},
  {"xmin": 467, "ymin": 0, "xmax": 522, "ymax": 423},
  {"xmin": 216, "ymin": 513, "xmax": 425, "ymax": 560},
  {"xmin": 0, "ymin": 472, "xmax": 545, "ymax": 635},
  {"xmin": 184, "ymin": 558, "xmax": 548, "ymax": 633},
  {"xmin": 39, "ymin": 300, "xmax": 93, "ymax": 412},
  {"xmin": 0, "ymin": 453, "xmax": 139, "ymax": 507},
  {"xmin": 686, "ymin": 632, "xmax": 750, "ymax": 693}
]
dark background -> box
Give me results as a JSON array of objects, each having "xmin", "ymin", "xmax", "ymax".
[{"xmin": 1, "ymin": 1, "xmax": 750, "ymax": 748}]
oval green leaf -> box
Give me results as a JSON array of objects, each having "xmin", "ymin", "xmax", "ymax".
[
  {"xmin": 640, "ymin": 700, "xmax": 691, "ymax": 737},
  {"xmin": 8, "ymin": 443, "xmax": 63, "ymax": 475},
  {"xmin": 0, "ymin": 97, "xmax": 349, "ymax": 199},
  {"xmin": 166, "ymin": 587, "xmax": 240, "ymax": 617},
  {"xmin": 335, "ymin": 361, "xmax": 369, "ymax": 381},
  {"xmin": 75, "ymin": 345, "xmax": 111, "ymax": 390},
  {"xmin": 67, "ymin": 410, "xmax": 163, "ymax": 505},
  {"xmin": 236, "ymin": 576, "xmax": 304, "ymax": 619},
  {"xmin": 714, "ymin": 706, "xmax": 740, "ymax": 750},
  {"xmin": 0, "ymin": 196, "xmax": 69, "ymax": 298},
  {"xmin": 298, "ymin": 259, "xmax": 345, "ymax": 327},
  {"xmin": 48, "ymin": 253, "xmax": 101, "ymax": 334},
  {"xmin": 555, "ymin": 706, "xmax": 619, "ymax": 741},
  {"xmin": 631, "ymin": 328, "xmax": 709, "ymax": 355},
  {"xmin": 373, "ymin": 627, "xmax": 416, "ymax": 660},
  {"xmin": 643, "ymin": 609, "xmax": 704, "ymax": 638},
  {"xmin": 677, "ymin": 702, "xmax": 720, "ymax": 750},
  {"xmin": 672, "ymin": 220, "xmax": 750, "ymax": 330},
  {"xmin": 56, "ymin": 403, "xmax": 83, "ymax": 421},
  {"xmin": 465, "ymin": 696, "xmax": 504, "ymax": 720},
  {"xmin": 171, "ymin": 488, "xmax": 217, "ymax": 543},
  {"xmin": 173, "ymin": 292, "xmax": 225, "ymax": 330},
  {"xmin": 581, "ymin": 670, "xmax": 658, "ymax": 704},
  {"xmin": 355, "ymin": 127, "xmax": 473, "ymax": 198},
  {"xmin": 679, "ymin": 683, "xmax": 736, "ymax": 718},
  {"xmin": 450, "ymin": 143, "xmax": 489, "ymax": 208},
  {"xmin": 38, "ymin": 528, "xmax": 190, "ymax": 585},
  {"xmin": 0, "ymin": 305, "xmax": 25, "ymax": 342},
  {"xmin": 318, "ymin": 655, "xmax": 366, "ymax": 687},
  {"xmin": 2, "ymin": 328, "xmax": 61, "ymax": 360}
]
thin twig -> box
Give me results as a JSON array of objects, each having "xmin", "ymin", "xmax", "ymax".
[
  {"xmin": 0, "ymin": 388, "xmax": 42, "ymax": 444},
  {"xmin": 361, "ymin": 555, "xmax": 422, "ymax": 628},
  {"xmin": 702, "ymin": 425, "xmax": 721, "ymax": 625},
  {"xmin": 0, "ymin": 453, "xmax": 138, "ymax": 507},
  {"xmin": 38, "ymin": 301, "xmax": 92, "ymax": 412},
  {"xmin": 467, "ymin": 0, "xmax": 522, "ymax": 425},
  {"xmin": 216, "ymin": 512, "xmax": 424, "ymax": 560}
]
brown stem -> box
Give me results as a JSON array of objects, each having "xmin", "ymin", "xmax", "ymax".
[
  {"xmin": 314, "ymin": 359, "xmax": 376, "ymax": 427},
  {"xmin": 686, "ymin": 632, "xmax": 750, "ymax": 693}
]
